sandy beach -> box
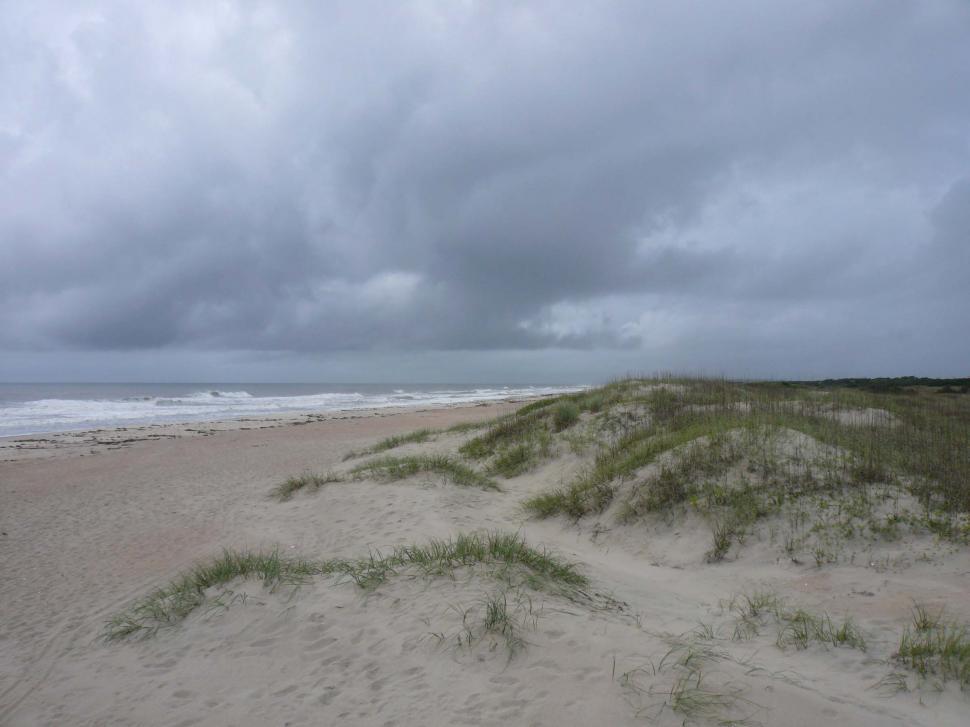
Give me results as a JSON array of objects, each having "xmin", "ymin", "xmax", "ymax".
[{"xmin": 1, "ymin": 388, "xmax": 968, "ymax": 726}]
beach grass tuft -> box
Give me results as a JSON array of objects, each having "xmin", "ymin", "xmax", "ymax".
[
  {"xmin": 350, "ymin": 454, "xmax": 499, "ymax": 490},
  {"xmin": 339, "ymin": 531, "xmax": 588, "ymax": 590},
  {"xmin": 271, "ymin": 471, "xmax": 342, "ymax": 501},
  {"xmin": 343, "ymin": 428, "xmax": 438, "ymax": 460},
  {"xmin": 106, "ymin": 532, "xmax": 585, "ymax": 640},
  {"xmin": 105, "ymin": 550, "xmax": 327, "ymax": 640},
  {"xmin": 895, "ymin": 604, "xmax": 970, "ymax": 688}
]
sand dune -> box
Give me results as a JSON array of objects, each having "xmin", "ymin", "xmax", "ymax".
[{"xmin": 2, "ymin": 386, "xmax": 968, "ymax": 726}]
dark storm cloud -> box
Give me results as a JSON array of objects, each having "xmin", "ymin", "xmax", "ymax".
[{"xmin": 1, "ymin": 1, "xmax": 969, "ymax": 376}]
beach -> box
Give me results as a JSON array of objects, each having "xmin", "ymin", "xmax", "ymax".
[{"xmin": 1, "ymin": 385, "xmax": 968, "ymax": 726}]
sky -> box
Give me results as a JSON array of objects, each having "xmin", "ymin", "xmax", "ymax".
[{"xmin": 1, "ymin": 1, "xmax": 968, "ymax": 384}]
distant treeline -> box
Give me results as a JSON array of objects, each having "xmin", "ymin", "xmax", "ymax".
[{"xmin": 783, "ymin": 377, "xmax": 970, "ymax": 393}]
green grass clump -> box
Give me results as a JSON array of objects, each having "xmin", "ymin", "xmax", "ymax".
[
  {"xmin": 621, "ymin": 431, "xmax": 745, "ymax": 518},
  {"xmin": 489, "ymin": 443, "xmax": 536, "ymax": 478},
  {"xmin": 343, "ymin": 428, "xmax": 438, "ymax": 460},
  {"xmin": 350, "ymin": 454, "xmax": 499, "ymax": 490},
  {"xmin": 516, "ymin": 397, "xmax": 560, "ymax": 417},
  {"xmin": 459, "ymin": 412, "xmax": 547, "ymax": 460},
  {"xmin": 895, "ymin": 604, "xmax": 970, "ymax": 688},
  {"xmin": 725, "ymin": 590, "xmax": 866, "ymax": 651},
  {"xmin": 705, "ymin": 518, "xmax": 741, "ymax": 563},
  {"xmin": 271, "ymin": 471, "xmax": 342, "ymax": 501},
  {"xmin": 341, "ymin": 531, "xmax": 588, "ymax": 591},
  {"xmin": 552, "ymin": 401, "xmax": 581, "ymax": 431},
  {"xmin": 524, "ymin": 416, "xmax": 739, "ymax": 519},
  {"xmin": 445, "ymin": 419, "xmax": 492, "ymax": 434},
  {"xmin": 105, "ymin": 550, "xmax": 327, "ymax": 640},
  {"xmin": 107, "ymin": 532, "xmax": 586, "ymax": 641},
  {"xmin": 446, "ymin": 589, "xmax": 540, "ymax": 659},
  {"xmin": 477, "ymin": 590, "xmax": 531, "ymax": 656},
  {"xmin": 664, "ymin": 666, "xmax": 751, "ymax": 725},
  {"xmin": 776, "ymin": 610, "xmax": 866, "ymax": 651}
]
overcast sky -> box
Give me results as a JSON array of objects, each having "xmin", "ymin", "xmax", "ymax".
[{"xmin": 1, "ymin": 1, "xmax": 968, "ymax": 383}]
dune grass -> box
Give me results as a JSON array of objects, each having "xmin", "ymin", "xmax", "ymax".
[
  {"xmin": 895, "ymin": 604, "xmax": 970, "ymax": 688},
  {"xmin": 105, "ymin": 550, "xmax": 327, "ymax": 640},
  {"xmin": 620, "ymin": 636, "xmax": 757, "ymax": 725},
  {"xmin": 552, "ymin": 400, "xmax": 581, "ymax": 431},
  {"xmin": 488, "ymin": 442, "xmax": 537, "ymax": 478},
  {"xmin": 338, "ymin": 530, "xmax": 588, "ymax": 590},
  {"xmin": 440, "ymin": 588, "xmax": 542, "ymax": 659},
  {"xmin": 342, "ymin": 428, "xmax": 438, "ymax": 460},
  {"xmin": 106, "ymin": 532, "xmax": 586, "ymax": 641},
  {"xmin": 523, "ymin": 415, "xmax": 739, "ymax": 519},
  {"xmin": 350, "ymin": 454, "xmax": 499, "ymax": 490},
  {"xmin": 515, "ymin": 397, "xmax": 560, "ymax": 417},
  {"xmin": 517, "ymin": 376, "xmax": 970, "ymax": 565},
  {"xmin": 271, "ymin": 471, "xmax": 342, "ymax": 501},
  {"xmin": 459, "ymin": 412, "xmax": 548, "ymax": 460},
  {"xmin": 775, "ymin": 609, "xmax": 866, "ymax": 651},
  {"xmin": 724, "ymin": 589, "xmax": 865, "ymax": 651}
]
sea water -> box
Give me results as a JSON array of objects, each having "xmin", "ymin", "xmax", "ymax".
[{"xmin": 0, "ymin": 383, "xmax": 585, "ymax": 437}]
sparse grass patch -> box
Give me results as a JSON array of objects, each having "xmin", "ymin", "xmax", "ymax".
[
  {"xmin": 895, "ymin": 604, "xmax": 970, "ymax": 688},
  {"xmin": 444, "ymin": 419, "xmax": 493, "ymax": 433},
  {"xmin": 723, "ymin": 590, "xmax": 865, "ymax": 651},
  {"xmin": 105, "ymin": 550, "xmax": 327, "ymax": 640},
  {"xmin": 525, "ymin": 415, "xmax": 740, "ymax": 519},
  {"xmin": 343, "ymin": 428, "xmax": 438, "ymax": 460},
  {"xmin": 705, "ymin": 518, "xmax": 741, "ymax": 563},
  {"xmin": 107, "ymin": 532, "xmax": 587, "ymax": 641},
  {"xmin": 776, "ymin": 610, "xmax": 866, "ymax": 651},
  {"xmin": 552, "ymin": 401, "xmax": 581, "ymax": 431},
  {"xmin": 663, "ymin": 667, "xmax": 752, "ymax": 725},
  {"xmin": 340, "ymin": 531, "xmax": 589, "ymax": 592},
  {"xmin": 620, "ymin": 636, "xmax": 758, "ymax": 725},
  {"xmin": 351, "ymin": 454, "xmax": 499, "ymax": 490},
  {"xmin": 459, "ymin": 412, "xmax": 547, "ymax": 460},
  {"xmin": 271, "ymin": 471, "xmax": 342, "ymax": 501},
  {"xmin": 489, "ymin": 442, "xmax": 536, "ymax": 478},
  {"xmin": 516, "ymin": 397, "xmax": 560, "ymax": 417},
  {"xmin": 443, "ymin": 588, "xmax": 542, "ymax": 659}
]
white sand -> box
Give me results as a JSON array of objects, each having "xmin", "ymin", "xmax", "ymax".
[{"xmin": 1, "ymin": 402, "xmax": 968, "ymax": 725}]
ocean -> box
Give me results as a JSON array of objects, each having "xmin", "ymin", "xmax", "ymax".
[{"xmin": 0, "ymin": 383, "xmax": 585, "ymax": 438}]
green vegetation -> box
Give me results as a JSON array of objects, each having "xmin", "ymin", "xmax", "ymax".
[
  {"xmin": 895, "ymin": 604, "xmax": 970, "ymax": 688},
  {"xmin": 552, "ymin": 400, "xmax": 581, "ymax": 431},
  {"xmin": 458, "ymin": 383, "xmax": 640, "ymax": 478},
  {"xmin": 488, "ymin": 442, "xmax": 539, "ymax": 478},
  {"xmin": 775, "ymin": 609, "xmax": 866, "ymax": 651},
  {"xmin": 106, "ymin": 532, "xmax": 586, "ymax": 641},
  {"xmin": 350, "ymin": 454, "xmax": 500, "ymax": 491},
  {"xmin": 619, "ymin": 637, "xmax": 757, "ymax": 725},
  {"xmin": 105, "ymin": 550, "xmax": 327, "ymax": 640},
  {"xmin": 513, "ymin": 376, "xmax": 970, "ymax": 565},
  {"xmin": 515, "ymin": 397, "xmax": 559, "ymax": 417},
  {"xmin": 444, "ymin": 419, "xmax": 492, "ymax": 434},
  {"xmin": 524, "ymin": 417, "xmax": 737, "ymax": 519},
  {"xmin": 724, "ymin": 590, "xmax": 865, "ymax": 651},
  {"xmin": 459, "ymin": 412, "xmax": 548, "ymax": 460},
  {"xmin": 271, "ymin": 471, "xmax": 342, "ymax": 501},
  {"xmin": 459, "ymin": 410, "xmax": 553, "ymax": 478},
  {"xmin": 795, "ymin": 376, "xmax": 970, "ymax": 394},
  {"xmin": 441, "ymin": 588, "xmax": 543, "ymax": 659},
  {"xmin": 334, "ymin": 530, "xmax": 588, "ymax": 591},
  {"xmin": 343, "ymin": 428, "xmax": 438, "ymax": 460}
]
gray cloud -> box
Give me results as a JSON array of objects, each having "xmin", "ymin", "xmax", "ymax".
[{"xmin": 1, "ymin": 1, "xmax": 969, "ymax": 379}]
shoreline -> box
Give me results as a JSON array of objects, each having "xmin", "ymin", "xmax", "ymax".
[
  {"xmin": 0, "ymin": 396, "xmax": 545, "ymax": 463},
  {"xmin": 0, "ymin": 384, "xmax": 586, "ymax": 442}
]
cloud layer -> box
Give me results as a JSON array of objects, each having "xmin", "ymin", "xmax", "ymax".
[{"xmin": 2, "ymin": 1, "xmax": 969, "ymax": 379}]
